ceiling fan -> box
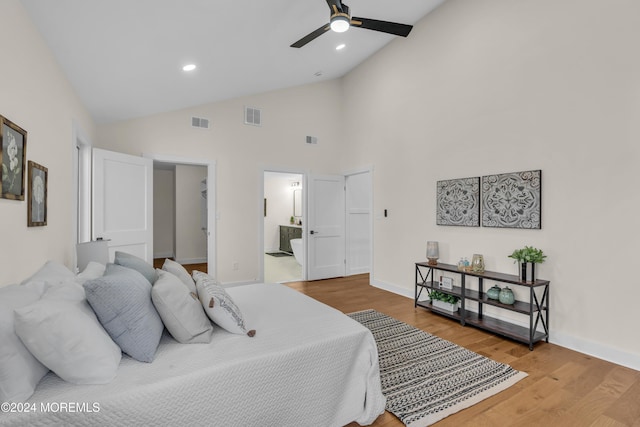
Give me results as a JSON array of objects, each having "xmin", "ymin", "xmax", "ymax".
[{"xmin": 291, "ymin": 0, "xmax": 413, "ymax": 48}]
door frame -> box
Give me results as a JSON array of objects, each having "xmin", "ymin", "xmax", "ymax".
[
  {"xmin": 259, "ymin": 167, "xmax": 307, "ymax": 283},
  {"xmin": 145, "ymin": 153, "xmax": 217, "ymax": 279}
]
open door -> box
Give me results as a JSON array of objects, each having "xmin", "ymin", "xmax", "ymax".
[
  {"xmin": 92, "ymin": 148, "xmax": 153, "ymax": 263},
  {"xmin": 307, "ymin": 174, "xmax": 345, "ymax": 280}
]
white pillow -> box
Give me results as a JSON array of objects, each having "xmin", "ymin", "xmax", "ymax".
[
  {"xmin": 0, "ymin": 282, "xmax": 49, "ymax": 402},
  {"xmin": 152, "ymin": 270, "xmax": 213, "ymax": 344},
  {"xmin": 21, "ymin": 260, "xmax": 75, "ymax": 286},
  {"xmin": 193, "ymin": 271, "xmax": 255, "ymax": 337},
  {"xmin": 162, "ymin": 259, "xmax": 197, "ymax": 294},
  {"xmin": 14, "ymin": 281, "xmax": 122, "ymax": 385},
  {"xmin": 75, "ymin": 261, "xmax": 106, "ymax": 285}
]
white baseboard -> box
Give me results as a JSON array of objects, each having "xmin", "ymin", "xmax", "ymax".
[
  {"xmin": 551, "ymin": 331, "xmax": 640, "ymax": 372},
  {"xmin": 370, "ymin": 276, "xmax": 640, "ymax": 372},
  {"xmin": 175, "ymin": 257, "xmax": 207, "ymax": 265},
  {"xmin": 370, "ymin": 278, "xmax": 414, "ymax": 299},
  {"xmin": 153, "ymin": 252, "xmax": 173, "ymax": 259}
]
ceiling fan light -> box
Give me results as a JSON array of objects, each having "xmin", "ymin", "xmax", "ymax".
[{"xmin": 330, "ymin": 15, "xmax": 350, "ymax": 33}]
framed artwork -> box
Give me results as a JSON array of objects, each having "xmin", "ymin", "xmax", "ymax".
[
  {"xmin": 0, "ymin": 116, "xmax": 27, "ymax": 200},
  {"xmin": 436, "ymin": 177, "xmax": 480, "ymax": 227},
  {"xmin": 27, "ymin": 161, "xmax": 47, "ymax": 227},
  {"xmin": 482, "ymin": 169, "xmax": 541, "ymax": 229}
]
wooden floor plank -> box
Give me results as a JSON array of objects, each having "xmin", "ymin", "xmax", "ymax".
[{"xmin": 284, "ymin": 274, "xmax": 640, "ymax": 426}]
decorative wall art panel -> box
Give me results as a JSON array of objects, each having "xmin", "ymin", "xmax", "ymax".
[
  {"xmin": 27, "ymin": 161, "xmax": 47, "ymax": 227},
  {"xmin": 436, "ymin": 177, "xmax": 480, "ymax": 227},
  {"xmin": 0, "ymin": 115, "xmax": 27, "ymax": 201},
  {"xmin": 482, "ymin": 170, "xmax": 541, "ymax": 229}
]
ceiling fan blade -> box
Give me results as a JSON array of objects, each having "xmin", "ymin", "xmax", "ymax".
[
  {"xmin": 290, "ymin": 24, "xmax": 331, "ymax": 48},
  {"xmin": 325, "ymin": 0, "xmax": 344, "ymax": 13},
  {"xmin": 351, "ymin": 17, "xmax": 413, "ymax": 37}
]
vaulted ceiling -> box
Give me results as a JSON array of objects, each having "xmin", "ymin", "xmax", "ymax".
[{"xmin": 22, "ymin": 0, "xmax": 445, "ymax": 123}]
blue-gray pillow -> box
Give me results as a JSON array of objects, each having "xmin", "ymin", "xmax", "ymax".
[
  {"xmin": 114, "ymin": 251, "xmax": 158, "ymax": 284},
  {"xmin": 83, "ymin": 263, "xmax": 163, "ymax": 362}
]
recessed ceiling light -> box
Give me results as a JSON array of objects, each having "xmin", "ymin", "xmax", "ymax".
[
  {"xmin": 182, "ymin": 64, "xmax": 196, "ymax": 72},
  {"xmin": 336, "ymin": 44, "xmax": 346, "ymax": 51}
]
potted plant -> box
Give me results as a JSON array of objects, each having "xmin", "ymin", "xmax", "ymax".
[
  {"xmin": 429, "ymin": 290, "xmax": 460, "ymax": 312},
  {"xmin": 508, "ymin": 246, "xmax": 546, "ymax": 282}
]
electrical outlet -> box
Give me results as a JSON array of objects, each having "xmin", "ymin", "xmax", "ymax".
[{"xmin": 233, "ymin": 262, "xmax": 239, "ymax": 271}]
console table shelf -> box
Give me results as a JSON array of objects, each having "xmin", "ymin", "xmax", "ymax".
[{"xmin": 415, "ymin": 262, "xmax": 550, "ymax": 350}]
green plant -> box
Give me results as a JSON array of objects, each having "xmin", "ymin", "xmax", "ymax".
[
  {"xmin": 508, "ymin": 246, "xmax": 546, "ymax": 264},
  {"xmin": 429, "ymin": 290, "xmax": 460, "ymax": 304}
]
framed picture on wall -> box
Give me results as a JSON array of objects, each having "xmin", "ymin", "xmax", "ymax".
[
  {"xmin": 0, "ymin": 115, "xmax": 27, "ymax": 200},
  {"xmin": 436, "ymin": 177, "xmax": 480, "ymax": 227},
  {"xmin": 27, "ymin": 161, "xmax": 47, "ymax": 227},
  {"xmin": 482, "ymin": 169, "xmax": 541, "ymax": 229}
]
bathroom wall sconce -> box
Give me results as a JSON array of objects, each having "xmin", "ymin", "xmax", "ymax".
[{"xmin": 426, "ymin": 241, "xmax": 439, "ymax": 265}]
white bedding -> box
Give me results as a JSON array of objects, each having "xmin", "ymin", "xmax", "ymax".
[{"xmin": 1, "ymin": 283, "xmax": 386, "ymax": 426}]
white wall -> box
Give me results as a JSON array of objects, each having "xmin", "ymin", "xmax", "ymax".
[
  {"xmin": 175, "ymin": 164, "xmax": 207, "ymax": 263},
  {"xmin": 342, "ymin": 0, "xmax": 640, "ymax": 368},
  {"xmin": 96, "ymin": 80, "xmax": 345, "ymax": 283},
  {"xmin": 153, "ymin": 167, "xmax": 175, "ymax": 258},
  {"xmin": 0, "ymin": 0, "xmax": 95, "ymax": 285}
]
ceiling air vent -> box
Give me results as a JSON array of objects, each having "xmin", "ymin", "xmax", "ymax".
[
  {"xmin": 244, "ymin": 106, "xmax": 261, "ymax": 126},
  {"xmin": 191, "ymin": 116, "xmax": 210, "ymax": 129}
]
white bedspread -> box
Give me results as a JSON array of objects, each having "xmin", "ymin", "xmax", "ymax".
[{"xmin": 1, "ymin": 283, "xmax": 385, "ymax": 427}]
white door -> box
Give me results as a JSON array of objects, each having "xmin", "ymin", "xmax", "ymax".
[
  {"xmin": 307, "ymin": 174, "xmax": 345, "ymax": 280},
  {"xmin": 346, "ymin": 171, "xmax": 372, "ymax": 275},
  {"xmin": 92, "ymin": 148, "xmax": 153, "ymax": 263}
]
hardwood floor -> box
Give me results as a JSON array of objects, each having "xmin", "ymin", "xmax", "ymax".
[{"xmin": 285, "ymin": 274, "xmax": 640, "ymax": 427}]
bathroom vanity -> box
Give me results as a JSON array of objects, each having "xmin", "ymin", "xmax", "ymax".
[{"xmin": 279, "ymin": 225, "xmax": 302, "ymax": 253}]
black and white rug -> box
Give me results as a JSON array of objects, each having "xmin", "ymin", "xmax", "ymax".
[{"xmin": 348, "ymin": 309, "xmax": 527, "ymax": 427}]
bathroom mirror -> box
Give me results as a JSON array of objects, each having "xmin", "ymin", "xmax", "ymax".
[{"xmin": 293, "ymin": 189, "xmax": 302, "ymax": 217}]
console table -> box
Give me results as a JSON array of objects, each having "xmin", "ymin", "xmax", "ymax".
[{"xmin": 415, "ymin": 262, "xmax": 550, "ymax": 350}]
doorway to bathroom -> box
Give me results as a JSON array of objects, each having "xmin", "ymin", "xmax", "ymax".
[{"xmin": 263, "ymin": 171, "xmax": 304, "ymax": 283}]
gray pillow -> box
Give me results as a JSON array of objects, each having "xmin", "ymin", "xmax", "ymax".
[
  {"xmin": 114, "ymin": 251, "xmax": 158, "ymax": 284},
  {"xmin": 83, "ymin": 263, "xmax": 163, "ymax": 362},
  {"xmin": 152, "ymin": 269, "xmax": 213, "ymax": 344}
]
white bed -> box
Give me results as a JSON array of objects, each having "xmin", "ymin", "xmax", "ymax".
[{"xmin": 1, "ymin": 283, "xmax": 386, "ymax": 427}]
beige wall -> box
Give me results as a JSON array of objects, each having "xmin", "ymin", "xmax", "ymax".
[
  {"xmin": 0, "ymin": 0, "xmax": 95, "ymax": 284},
  {"xmin": 96, "ymin": 80, "xmax": 345, "ymax": 283},
  {"xmin": 342, "ymin": 0, "xmax": 640, "ymax": 367}
]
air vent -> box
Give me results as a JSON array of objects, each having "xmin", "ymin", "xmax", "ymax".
[
  {"xmin": 244, "ymin": 106, "xmax": 261, "ymax": 126},
  {"xmin": 191, "ymin": 116, "xmax": 210, "ymax": 129},
  {"xmin": 306, "ymin": 136, "xmax": 318, "ymax": 144}
]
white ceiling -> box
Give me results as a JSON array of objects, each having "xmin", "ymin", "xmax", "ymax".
[{"xmin": 21, "ymin": 0, "xmax": 444, "ymax": 124}]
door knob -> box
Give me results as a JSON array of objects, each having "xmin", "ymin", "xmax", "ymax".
[{"xmin": 310, "ymin": 230, "xmax": 318, "ymax": 235}]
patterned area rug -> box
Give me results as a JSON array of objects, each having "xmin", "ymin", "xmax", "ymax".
[{"xmin": 348, "ymin": 309, "xmax": 527, "ymax": 427}]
